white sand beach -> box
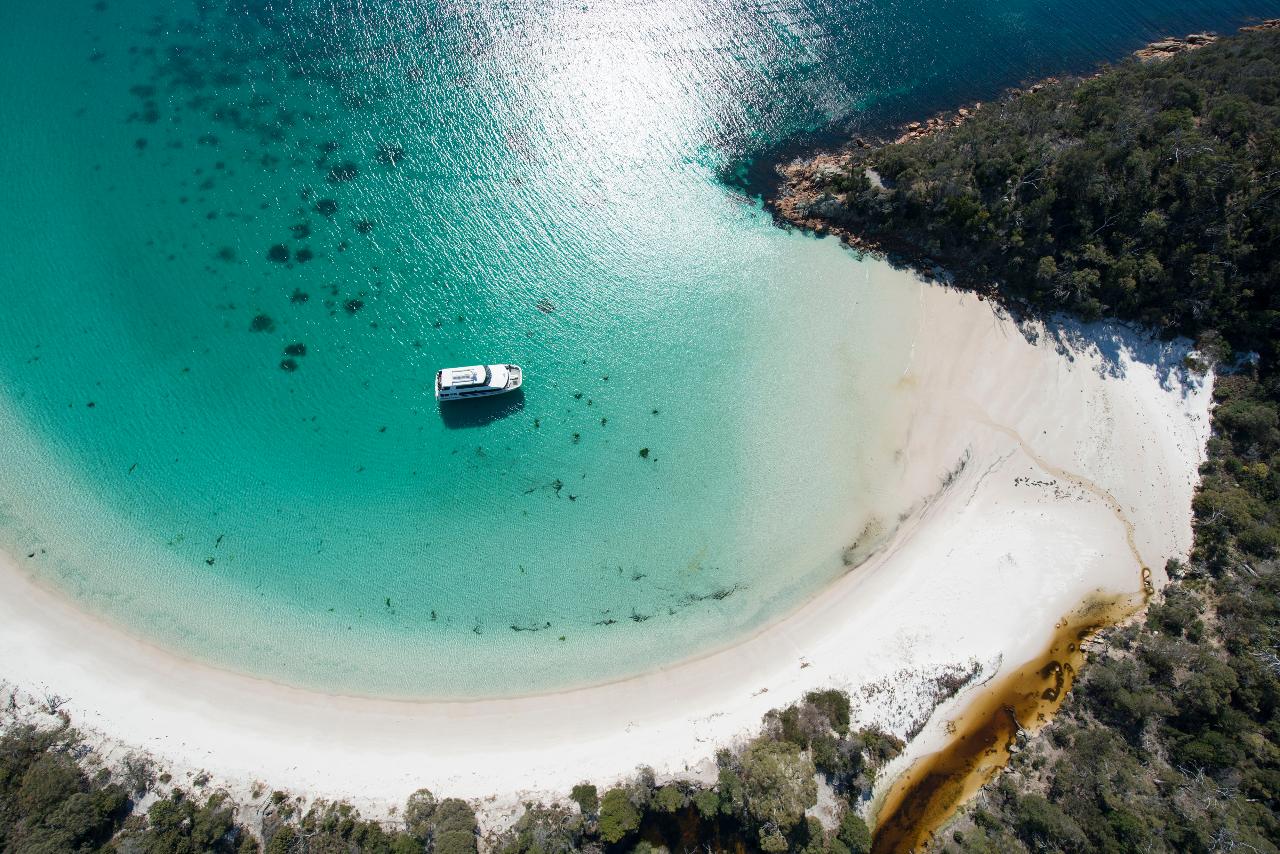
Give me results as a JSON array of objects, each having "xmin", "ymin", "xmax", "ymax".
[{"xmin": 0, "ymin": 260, "xmax": 1212, "ymax": 829}]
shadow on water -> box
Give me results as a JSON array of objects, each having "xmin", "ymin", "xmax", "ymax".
[{"xmin": 438, "ymin": 389, "xmax": 526, "ymax": 429}]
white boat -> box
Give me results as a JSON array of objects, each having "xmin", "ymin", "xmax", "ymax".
[{"xmin": 435, "ymin": 364, "xmax": 523, "ymax": 401}]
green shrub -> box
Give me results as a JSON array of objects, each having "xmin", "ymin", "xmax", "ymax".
[
  {"xmin": 653, "ymin": 784, "xmax": 685, "ymax": 813},
  {"xmin": 265, "ymin": 825, "xmax": 298, "ymax": 854},
  {"xmin": 837, "ymin": 811, "xmax": 872, "ymax": 854},
  {"xmin": 1012, "ymin": 794, "xmax": 1088, "ymax": 851},
  {"xmin": 569, "ymin": 782, "xmax": 598, "ymax": 815},
  {"xmin": 804, "ymin": 689, "xmax": 852, "ymax": 735},
  {"xmin": 404, "ymin": 788, "xmax": 437, "ymax": 839},
  {"xmin": 597, "ymin": 788, "xmax": 640, "ymax": 844},
  {"xmin": 432, "ymin": 830, "xmax": 474, "ymax": 854},
  {"xmin": 692, "ymin": 788, "xmax": 719, "ymax": 820},
  {"xmin": 737, "ymin": 738, "xmax": 817, "ymax": 831}
]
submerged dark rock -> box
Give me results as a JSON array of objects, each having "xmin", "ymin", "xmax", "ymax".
[
  {"xmin": 250, "ymin": 313, "xmax": 275, "ymax": 332},
  {"xmin": 376, "ymin": 143, "xmax": 404, "ymax": 165},
  {"xmin": 344, "ymin": 298, "xmax": 364, "ymax": 314},
  {"xmin": 325, "ymin": 161, "xmax": 359, "ymax": 183},
  {"xmin": 267, "ymin": 244, "xmax": 290, "ymax": 263},
  {"xmin": 314, "ymin": 198, "xmax": 338, "ymax": 217},
  {"xmin": 284, "ymin": 342, "xmax": 307, "ymax": 357},
  {"xmin": 290, "ymin": 288, "xmax": 309, "ymax": 304},
  {"xmin": 280, "ymin": 358, "xmax": 298, "ymax": 372}
]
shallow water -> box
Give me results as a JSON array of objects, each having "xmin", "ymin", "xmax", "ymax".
[{"xmin": 0, "ymin": 0, "xmax": 1273, "ymax": 697}]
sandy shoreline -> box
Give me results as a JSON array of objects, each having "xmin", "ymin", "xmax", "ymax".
[{"xmin": 0, "ymin": 262, "xmax": 1211, "ymax": 830}]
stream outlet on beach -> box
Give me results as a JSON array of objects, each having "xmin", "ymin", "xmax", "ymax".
[{"xmin": 870, "ymin": 594, "xmax": 1146, "ymax": 853}]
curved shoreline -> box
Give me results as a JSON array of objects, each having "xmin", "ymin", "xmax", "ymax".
[{"xmin": 0, "ymin": 264, "xmax": 1211, "ymax": 829}]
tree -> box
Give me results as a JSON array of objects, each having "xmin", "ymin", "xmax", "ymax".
[
  {"xmin": 804, "ymin": 689, "xmax": 852, "ymax": 735},
  {"xmin": 265, "ymin": 825, "xmax": 298, "ymax": 854},
  {"xmin": 429, "ymin": 799, "xmax": 478, "ymax": 854},
  {"xmin": 569, "ymin": 783, "xmax": 598, "ymax": 816},
  {"xmin": 597, "ymin": 788, "xmax": 640, "ymax": 844},
  {"xmin": 737, "ymin": 738, "xmax": 818, "ymax": 831},
  {"xmin": 692, "ymin": 788, "xmax": 719, "ymax": 820},
  {"xmin": 116, "ymin": 790, "xmax": 242, "ymax": 853},
  {"xmin": 495, "ymin": 803, "xmax": 584, "ymax": 853},
  {"xmin": 837, "ymin": 812, "xmax": 872, "ymax": 854},
  {"xmin": 404, "ymin": 788, "xmax": 437, "ymax": 840},
  {"xmin": 1012, "ymin": 794, "xmax": 1089, "ymax": 852},
  {"xmin": 653, "ymin": 784, "xmax": 685, "ymax": 813}
]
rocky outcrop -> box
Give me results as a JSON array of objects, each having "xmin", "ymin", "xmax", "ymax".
[
  {"xmin": 772, "ymin": 153, "xmax": 856, "ymax": 237},
  {"xmin": 894, "ymin": 105, "xmax": 980, "ymax": 143},
  {"xmin": 1241, "ymin": 19, "xmax": 1280, "ymax": 33},
  {"xmin": 1134, "ymin": 32, "xmax": 1217, "ymax": 62}
]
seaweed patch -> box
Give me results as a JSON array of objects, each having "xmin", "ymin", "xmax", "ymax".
[{"xmin": 325, "ymin": 161, "xmax": 359, "ymax": 183}]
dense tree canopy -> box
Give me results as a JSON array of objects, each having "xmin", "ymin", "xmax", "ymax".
[{"xmin": 0, "ymin": 725, "xmax": 127, "ymax": 854}]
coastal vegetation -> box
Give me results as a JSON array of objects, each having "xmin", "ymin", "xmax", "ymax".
[
  {"xmin": 779, "ymin": 21, "xmax": 1280, "ymax": 853},
  {"xmin": 0, "ymin": 690, "xmax": 893, "ymax": 853},
  {"xmin": 784, "ymin": 25, "xmax": 1280, "ymax": 359},
  {"xmin": 0, "ymin": 718, "xmax": 477, "ymax": 853},
  {"xmin": 488, "ymin": 690, "xmax": 891, "ymax": 853}
]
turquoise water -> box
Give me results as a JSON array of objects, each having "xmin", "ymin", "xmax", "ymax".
[{"xmin": 0, "ymin": 0, "xmax": 1275, "ymax": 698}]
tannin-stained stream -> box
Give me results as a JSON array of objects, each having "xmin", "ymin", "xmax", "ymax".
[{"xmin": 870, "ymin": 594, "xmax": 1142, "ymax": 853}]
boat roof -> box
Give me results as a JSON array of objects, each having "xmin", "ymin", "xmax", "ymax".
[
  {"xmin": 438, "ymin": 364, "xmax": 511, "ymax": 389},
  {"xmin": 439, "ymin": 365, "xmax": 489, "ymax": 388}
]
